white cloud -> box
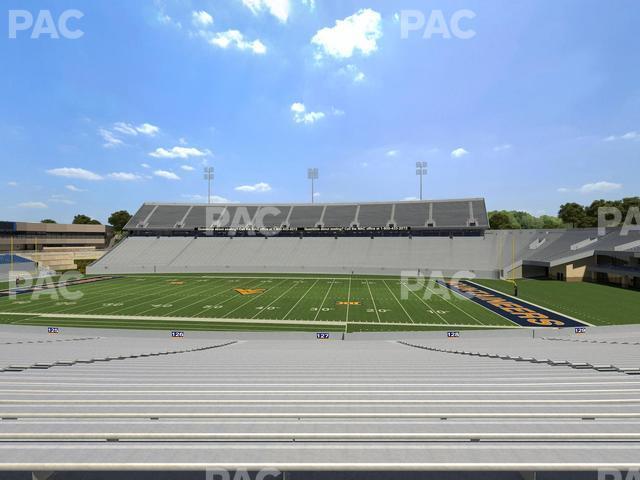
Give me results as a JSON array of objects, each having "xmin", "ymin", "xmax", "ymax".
[
  {"xmin": 65, "ymin": 184, "xmax": 86, "ymax": 192},
  {"xmin": 49, "ymin": 195, "xmax": 75, "ymax": 205},
  {"xmin": 386, "ymin": 150, "xmax": 399, "ymax": 157},
  {"xmin": 301, "ymin": 0, "xmax": 315, "ymax": 11},
  {"xmin": 181, "ymin": 165, "xmax": 195, "ymax": 171},
  {"xmin": 338, "ymin": 64, "xmax": 365, "ymax": 83},
  {"xmin": 403, "ymin": 196, "xmax": 419, "ymax": 201},
  {"xmin": 154, "ymin": 170, "xmax": 181, "ymax": 180},
  {"xmin": 451, "ymin": 147, "xmax": 469, "ymax": 158},
  {"xmin": 99, "ymin": 128, "xmax": 123, "ymax": 148},
  {"xmin": 7, "ymin": 181, "xmax": 18, "ymax": 187},
  {"xmin": 47, "ymin": 168, "xmax": 103, "ymax": 181},
  {"xmin": 181, "ymin": 194, "xmax": 232, "ymax": 203},
  {"xmin": 149, "ymin": 146, "xmax": 210, "ymax": 159},
  {"xmin": 209, "ymin": 30, "xmax": 267, "ymax": 54},
  {"xmin": 18, "ymin": 202, "xmax": 48, "ymax": 209},
  {"xmin": 235, "ymin": 182, "xmax": 272, "ymax": 193},
  {"xmin": 290, "ymin": 102, "xmax": 325, "ymax": 124},
  {"xmin": 179, "ymin": 137, "xmax": 188, "ymax": 145},
  {"xmin": 192, "ymin": 10, "xmax": 213, "ymax": 27},
  {"xmin": 579, "ymin": 181, "xmax": 622, "ymax": 194},
  {"xmin": 141, "ymin": 163, "xmax": 151, "ymax": 169},
  {"xmin": 113, "ymin": 122, "xmax": 160, "ymax": 137},
  {"xmin": 557, "ymin": 183, "xmax": 623, "ymax": 194},
  {"xmin": 242, "ymin": 0, "xmax": 289, "ymax": 23},
  {"xmin": 604, "ymin": 131, "xmax": 639, "ymax": 142},
  {"xmin": 493, "ymin": 144, "xmax": 512, "ymax": 152},
  {"xmin": 311, "ymin": 9, "xmax": 382, "ymax": 59},
  {"xmin": 107, "ymin": 172, "xmax": 142, "ymax": 181},
  {"xmin": 136, "ymin": 123, "xmax": 160, "ymax": 136}
]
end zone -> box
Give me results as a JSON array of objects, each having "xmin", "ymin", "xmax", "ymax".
[{"xmin": 438, "ymin": 280, "xmax": 591, "ymax": 328}]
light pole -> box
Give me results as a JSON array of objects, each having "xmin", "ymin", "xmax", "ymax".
[
  {"xmin": 203, "ymin": 167, "xmax": 214, "ymax": 204},
  {"xmin": 307, "ymin": 168, "xmax": 318, "ymax": 204},
  {"xmin": 415, "ymin": 161, "xmax": 427, "ymax": 200}
]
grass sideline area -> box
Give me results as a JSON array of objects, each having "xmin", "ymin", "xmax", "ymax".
[
  {"xmin": 0, "ymin": 274, "xmax": 634, "ymax": 332},
  {"xmin": 0, "ymin": 273, "xmax": 514, "ymax": 332},
  {"xmin": 475, "ymin": 279, "xmax": 640, "ymax": 326}
]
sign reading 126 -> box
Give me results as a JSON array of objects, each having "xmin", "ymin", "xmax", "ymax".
[{"xmin": 171, "ymin": 331, "xmax": 185, "ymax": 338}]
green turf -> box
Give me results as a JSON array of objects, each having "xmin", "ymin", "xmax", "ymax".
[
  {"xmin": 1, "ymin": 274, "xmax": 635, "ymax": 332},
  {"xmin": 475, "ymin": 279, "xmax": 640, "ymax": 326},
  {"xmin": 0, "ymin": 274, "xmax": 514, "ymax": 332}
]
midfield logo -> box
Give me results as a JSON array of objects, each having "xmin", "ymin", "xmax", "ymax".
[
  {"xmin": 336, "ymin": 301, "xmax": 360, "ymax": 305},
  {"xmin": 235, "ymin": 288, "xmax": 266, "ymax": 295}
]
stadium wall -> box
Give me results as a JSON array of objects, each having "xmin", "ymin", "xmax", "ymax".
[{"xmin": 87, "ymin": 235, "xmax": 503, "ymax": 278}]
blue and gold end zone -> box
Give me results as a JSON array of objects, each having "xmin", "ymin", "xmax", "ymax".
[{"xmin": 438, "ymin": 280, "xmax": 590, "ymax": 328}]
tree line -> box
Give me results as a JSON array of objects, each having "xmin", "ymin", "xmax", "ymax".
[
  {"xmin": 490, "ymin": 197, "xmax": 639, "ymax": 230},
  {"xmin": 40, "ymin": 210, "xmax": 132, "ymax": 231}
]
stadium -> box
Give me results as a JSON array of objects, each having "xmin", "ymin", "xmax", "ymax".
[
  {"xmin": 1, "ymin": 196, "xmax": 640, "ymax": 479},
  {"xmin": 3, "ymin": 1, "xmax": 640, "ymax": 479}
]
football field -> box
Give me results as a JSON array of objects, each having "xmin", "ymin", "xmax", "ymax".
[
  {"xmin": 0, "ymin": 274, "xmax": 633, "ymax": 332},
  {"xmin": 0, "ymin": 274, "xmax": 518, "ymax": 332}
]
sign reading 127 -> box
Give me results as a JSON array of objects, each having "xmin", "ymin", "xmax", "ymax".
[{"xmin": 316, "ymin": 333, "xmax": 330, "ymax": 340}]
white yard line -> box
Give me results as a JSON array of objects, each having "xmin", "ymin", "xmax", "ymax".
[
  {"xmin": 282, "ymin": 279, "xmax": 320, "ymax": 320},
  {"xmin": 155, "ymin": 278, "xmax": 264, "ymax": 317},
  {"xmin": 382, "ymin": 280, "xmax": 414, "ymax": 324},
  {"xmin": 399, "ymin": 281, "xmax": 450, "ymax": 325},
  {"xmin": 221, "ymin": 279, "xmax": 289, "ymax": 319},
  {"xmin": 314, "ymin": 279, "xmax": 336, "ymax": 322},
  {"xmin": 250, "ymin": 281, "xmax": 305, "ymax": 319},
  {"xmin": 423, "ymin": 283, "xmax": 484, "ymax": 326},
  {"xmin": 365, "ymin": 280, "xmax": 382, "ymax": 323},
  {"xmin": 466, "ymin": 280, "xmax": 594, "ymax": 327}
]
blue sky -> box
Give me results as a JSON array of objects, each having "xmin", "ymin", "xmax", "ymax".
[{"xmin": 1, "ymin": 0, "xmax": 639, "ymax": 223}]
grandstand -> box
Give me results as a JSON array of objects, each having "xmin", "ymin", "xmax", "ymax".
[
  {"xmin": 88, "ymin": 198, "xmax": 640, "ymax": 288},
  {"xmin": 2, "ymin": 325, "xmax": 640, "ymax": 479},
  {"xmin": 124, "ymin": 198, "xmax": 489, "ymax": 232}
]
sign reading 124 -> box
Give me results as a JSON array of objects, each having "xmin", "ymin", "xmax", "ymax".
[{"xmin": 447, "ymin": 331, "xmax": 460, "ymax": 338}]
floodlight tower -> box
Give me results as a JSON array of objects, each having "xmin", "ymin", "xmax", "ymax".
[
  {"xmin": 203, "ymin": 167, "xmax": 214, "ymax": 204},
  {"xmin": 307, "ymin": 168, "xmax": 319, "ymax": 204},
  {"xmin": 415, "ymin": 161, "xmax": 427, "ymax": 200}
]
